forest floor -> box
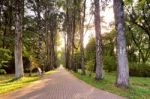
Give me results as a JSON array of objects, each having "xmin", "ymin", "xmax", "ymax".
[
  {"xmin": 73, "ymin": 71, "xmax": 150, "ymax": 99},
  {"xmin": 0, "ymin": 66, "xmax": 125, "ymax": 99}
]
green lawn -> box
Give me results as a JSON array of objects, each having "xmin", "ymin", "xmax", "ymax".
[
  {"xmin": 72, "ymin": 71, "xmax": 150, "ymax": 99},
  {"xmin": 0, "ymin": 71, "xmax": 55, "ymax": 94}
]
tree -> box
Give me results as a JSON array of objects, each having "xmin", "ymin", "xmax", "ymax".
[
  {"xmin": 113, "ymin": 0, "xmax": 129, "ymax": 87},
  {"xmin": 14, "ymin": 0, "xmax": 24, "ymax": 78},
  {"xmin": 0, "ymin": 0, "xmax": 64, "ymax": 75},
  {"xmin": 80, "ymin": 0, "xmax": 86, "ymax": 75},
  {"xmin": 125, "ymin": 0, "xmax": 150, "ymax": 63},
  {"xmin": 94, "ymin": 0, "xmax": 103, "ymax": 80},
  {"xmin": 64, "ymin": 0, "xmax": 72, "ymax": 69},
  {"xmin": 63, "ymin": 0, "xmax": 82, "ymax": 70},
  {"xmin": 34, "ymin": 0, "xmax": 43, "ymax": 66}
]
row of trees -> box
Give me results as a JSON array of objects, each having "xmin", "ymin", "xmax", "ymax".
[
  {"xmin": 62, "ymin": 0, "xmax": 129, "ymax": 87},
  {"xmin": 1, "ymin": 0, "xmax": 149, "ymax": 88},
  {"xmin": 63, "ymin": 0, "xmax": 150, "ymax": 87},
  {"xmin": 0, "ymin": 0, "xmax": 63, "ymax": 77}
]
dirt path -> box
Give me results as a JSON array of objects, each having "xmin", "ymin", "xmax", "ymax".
[{"xmin": 0, "ymin": 67, "xmax": 126, "ymax": 99}]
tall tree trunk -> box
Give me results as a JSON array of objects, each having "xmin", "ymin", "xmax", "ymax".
[
  {"xmin": 45, "ymin": 18, "xmax": 51, "ymax": 71},
  {"xmin": 0, "ymin": 1, "xmax": 3, "ymax": 48},
  {"xmin": 65, "ymin": 5, "xmax": 71, "ymax": 69},
  {"xmin": 15, "ymin": 0, "xmax": 24, "ymax": 78},
  {"xmin": 66, "ymin": 34, "xmax": 71, "ymax": 69},
  {"xmin": 71, "ymin": 11, "xmax": 76, "ymax": 71},
  {"xmin": 2, "ymin": 10, "xmax": 8, "ymax": 48},
  {"xmin": 36, "ymin": 0, "xmax": 43, "ymax": 63},
  {"xmin": 80, "ymin": 0, "xmax": 86, "ymax": 75},
  {"xmin": 64, "ymin": 32, "xmax": 67, "ymax": 68},
  {"xmin": 50, "ymin": 30, "xmax": 55, "ymax": 70},
  {"xmin": 0, "ymin": 0, "xmax": 2, "ymax": 38},
  {"xmin": 70, "ymin": 15, "xmax": 74, "ymax": 70},
  {"xmin": 113, "ymin": 0, "xmax": 129, "ymax": 87},
  {"xmin": 94, "ymin": 0, "xmax": 103, "ymax": 80},
  {"xmin": 2, "ymin": 24, "xmax": 7, "ymax": 48},
  {"xmin": 68, "ymin": 23, "xmax": 72, "ymax": 69},
  {"xmin": 45, "ymin": 8, "xmax": 50, "ymax": 71}
]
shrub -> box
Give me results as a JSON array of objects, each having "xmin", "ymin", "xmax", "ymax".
[
  {"xmin": 29, "ymin": 56, "xmax": 39, "ymax": 70},
  {"xmin": 5, "ymin": 56, "xmax": 31, "ymax": 74},
  {"xmin": 0, "ymin": 69, "xmax": 7, "ymax": 74},
  {"xmin": 73, "ymin": 52, "xmax": 81, "ymax": 70},
  {"xmin": 103, "ymin": 55, "xmax": 116, "ymax": 72},
  {"xmin": 129, "ymin": 63, "xmax": 150, "ymax": 77},
  {"xmin": 0, "ymin": 48, "xmax": 12, "ymax": 74},
  {"xmin": 85, "ymin": 60, "xmax": 95, "ymax": 76}
]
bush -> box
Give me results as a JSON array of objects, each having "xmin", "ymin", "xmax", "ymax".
[
  {"xmin": 0, "ymin": 69, "xmax": 7, "ymax": 74},
  {"xmin": 73, "ymin": 52, "xmax": 81, "ymax": 70},
  {"xmin": 103, "ymin": 55, "xmax": 116, "ymax": 72},
  {"xmin": 23, "ymin": 56, "xmax": 31, "ymax": 72},
  {"xmin": 4, "ymin": 56, "xmax": 31, "ymax": 74},
  {"xmin": 4, "ymin": 58, "xmax": 15, "ymax": 73},
  {"xmin": 29, "ymin": 56, "xmax": 39, "ymax": 70},
  {"xmin": 4, "ymin": 56, "xmax": 36, "ymax": 74},
  {"xmin": 0, "ymin": 48, "xmax": 12, "ymax": 74},
  {"xmin": 85, "ymin": 60, "xmax": 95, "ymax": 76},
  {"xmin": 129, "ymin": 63, "xmax": 150, "ymax": 77}
]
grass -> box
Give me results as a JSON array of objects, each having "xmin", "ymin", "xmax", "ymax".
[
  {"xmin": 45, "ymin": 70, "xmax": 57, "ymax": 75},
  {"xmin": 0, "ymin": 70, "xmax": 55, "ymax": 94},
  {"xmin": 72, "ymin": 71, "xmax": 150, "ymax": 99}
]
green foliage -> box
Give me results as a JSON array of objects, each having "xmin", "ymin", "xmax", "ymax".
[
  {"xmin": 0, "ymin": 48, "xmax": 12, "ymax": 74},
  {"xmin": 0, "ymin": 69, "xmax": 7, "ymax": 75},
  {"xmin": 102, "ymin": 31, "xmax": 116, "ymax": 72},
  {"xmin": 129, "ymin": 63, "xmax": 150, "ymax": 77},
  {"xmin": 85, "ymin": 32, "xmax": 116, "ymax": 73},
  {"xmin": 102, "ymin": 30, "xmax": 115, "ymax": 57},
  {"xmin": 22, "ymin": 47, "xmax": 31, "ymax": 72},
  {"xmin": 125, "ymin": 0, "xmax": 150, "ymax": 63},
  {"xmin": 85, "ymin": 37, "xmax": 96, "ymax": 58},
  {"xmin": 85, "ymin": 37, "xmax": 96, "ymax": 72},
  {"xmin": 103, "ymin": 55, "xmax": 116, "ymax": 72},
  {"xmin": 85, "ymin": 60, "xmax": 95, "ymax": 76},
  {"xmin": 29, "ymin": 56, "xmax": 39, "ymax": 71},
  {"xmin": 73, "ymin": 51, "xmax": 81, "ymax": 69},
  {"xmin": 124, "ymin": 0, "xmax": 133, "ymax": 5}
]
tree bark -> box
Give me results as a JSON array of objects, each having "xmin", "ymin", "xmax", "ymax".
[
  {"xmin": 50, "ymin": 30, "xmax": 55, "ymax": 69},
  {"xmin": 94, "ymin": 0, "xmax": 103, "ymax": 80},
  {"xmin": 0, "ymin": 0, "xmax": 2, "ymax": 36},
  {"xmin": 71, "ymin": 8, "xmax": 76, "ymax": 71},
  {"xmin": 80, "ymin": 0, "xmax": 86, "ymax": 75},
  {"xmin": 36, "ymin": 0, "xmax": 43, "ymax": 62},
  {"xmin": 15, "ymin": 0, "xmax": 24, "ymax": 78},
  {"xmin": 113, "ymin": 0, "xmax": 129, "ymax": 87},
  {"xmin": 45, "ymin": 18, "xmax": 51, "ymax": 71},
  {"xmin": 65, "ymin": 5, "xmax": 71, "ymax": 69}
]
